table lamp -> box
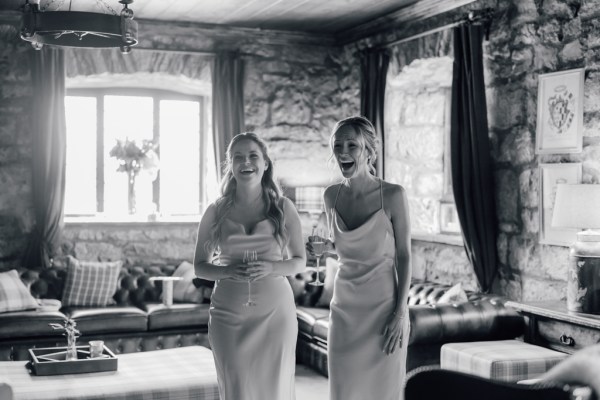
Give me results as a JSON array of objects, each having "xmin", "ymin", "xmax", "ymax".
[{"xmin": 552, "ymin": 184, "xmax": 600, "ymax": 314}]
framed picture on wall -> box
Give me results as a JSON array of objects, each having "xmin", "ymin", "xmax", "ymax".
[
  {"xmin": 535, "ymin": 68, "xmax": 584, "ymax": 154},
  {"xmin": 539, "ymin": 163, "xmax": 582, "ymax": 246}
]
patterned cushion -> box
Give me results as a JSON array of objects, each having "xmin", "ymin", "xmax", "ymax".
[
  {"xmin": 61, "ymin": 256, "xmax": 122, "ymax": 307},
  {"xmin": 0, "ymin": 269, "xmax": 39, "ymax": 313},
  {"xmin": 171, "ymin": 261, "xmax": 204, "ymax": 303},
  {"xmin": 437, "ymin": 282, "xmax": 469, "ymax": 304},
  {"xmin": 441, "ymin": 340, "xmax": 568, "ymax": 382}
]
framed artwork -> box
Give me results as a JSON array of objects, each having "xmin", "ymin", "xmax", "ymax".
[
  {"xmin": 440, "ymin": 201, "xmax": 461, "ymax": 234},
  {"xmin": 539, "ymin": 163, "xmax": 582, "ymax": 246},
  {"xmin": 535, "ymin": 68, "xmax": 584, "ymax": 154}
]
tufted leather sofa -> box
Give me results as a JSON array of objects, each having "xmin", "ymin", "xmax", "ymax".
[
  {"xmin": 0, "ymin": 265, "xmax": 210, "ymax": 361},
  {"xmin": 288, "ymin": 272, "xmax": 525, "ymax": 377}
]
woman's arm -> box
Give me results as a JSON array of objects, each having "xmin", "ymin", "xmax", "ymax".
[
  {"xmin": 248, "ymin": 197, "xmax": 307, "ymax": 279},
  {"xmin": 193, "ymin": 203, "xmax": 247, "ymax": 281},
  {"xmin": 382, "ymin": 183, "xmax": 412, "ymax": 354}
]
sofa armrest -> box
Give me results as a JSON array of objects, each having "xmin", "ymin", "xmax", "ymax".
[{"xmin": 408, "ymin": 298, "xmax": 524, "ymax": 345}]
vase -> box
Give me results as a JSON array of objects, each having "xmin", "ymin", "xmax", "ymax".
[{"xmin": 127, "ymin": 171, "xmax": 137, "ymax": 215}]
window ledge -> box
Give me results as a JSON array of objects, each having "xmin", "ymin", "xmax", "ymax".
[
  {"xmin": 64, "ymin": 215, "xmax": 200, "ymax": 226},
  {"xmin": 412, "ymin": 233, "xmax": 463, "ymax": 247}
]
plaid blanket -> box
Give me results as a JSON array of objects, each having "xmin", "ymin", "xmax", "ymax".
[{"xmin": 0, "ymin": 346, "xmax": 219, "ymax": 400}]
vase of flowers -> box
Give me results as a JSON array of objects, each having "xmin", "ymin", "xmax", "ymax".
[{"xmin": 109, "ymin": 138, "xmax": 160, "ymax": 214}]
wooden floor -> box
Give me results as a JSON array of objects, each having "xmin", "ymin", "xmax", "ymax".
[{"xmin": 296, "ymin": 364, "xmax": 329, "ymax": 400}]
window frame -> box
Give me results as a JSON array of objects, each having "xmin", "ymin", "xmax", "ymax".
[{"xmin": 64, "ymin": 87, "xmax": 208, "ymax": 221}]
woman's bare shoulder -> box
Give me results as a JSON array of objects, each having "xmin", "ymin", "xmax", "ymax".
[{"xmin": 323, "ymin": 184, "xmax": 341, "ymax": 206}]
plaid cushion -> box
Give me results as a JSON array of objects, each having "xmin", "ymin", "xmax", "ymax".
[
  {"xmin": 0, "ymin": 269, "xmax": 39, "ymax": 313},
  {"xmin": 61, "ymin": 256, "xmax": 122, "ymax": 307},
  {"xmin": 441, "ymin": 340, "xmax": 568, "ymax": 382},
  {"xmin": 172, "ymin": 261, "xmax": 204, "ymax": 303}
]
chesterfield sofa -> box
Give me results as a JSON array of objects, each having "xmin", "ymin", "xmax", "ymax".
[{"xmin": 1, "ymin": 259, "xmax": 524, "ymax": 376}]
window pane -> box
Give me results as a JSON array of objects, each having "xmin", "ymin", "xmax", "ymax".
[
  {"xmin": 104, "ymin": 95, "xmax": 154, "ymax": 216},
  {"xmin": 65, "ymin": 96, "xmax": 97, "ymax": 215},
  {"xmin": 159, "ymin": 100, "xmax": 200, "ymax": 215}
]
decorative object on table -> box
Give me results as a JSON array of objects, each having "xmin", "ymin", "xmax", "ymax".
[
  {"xmin": 552, "ymin": 184, "xmax": 600, "ymax": 314},
  {"xmin": 20, "ymin": 0, "xmax": 138, "ymax": 53},
  {"xmin": 535, "ymin": 68, "xmax": 584, "ymax": 154},
  {"xmin": 539, "ymin": 163, "xmax": 582, "ymax": 246},
  {"xmin": 109, "ymin": 138, "xmax": 159, "ymax": 215},
  {"xmin": 49, "ymin": 319, "xmax": 80, "ymax": 361},
  {"xmin": 28, "ymin": 345, "xmax": 118, "ymax": 376}
]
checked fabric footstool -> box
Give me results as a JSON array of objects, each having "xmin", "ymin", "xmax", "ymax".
[{"xmin": 440, "ymin": 339, "xmax": 568, "ymax": 382}]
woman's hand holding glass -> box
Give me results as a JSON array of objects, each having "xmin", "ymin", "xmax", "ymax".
[{"xmin": 306, "ymin": 228, "xmax": 331, "ymax": 286}]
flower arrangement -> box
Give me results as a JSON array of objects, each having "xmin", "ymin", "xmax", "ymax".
[{"xmin": 109, "ymin": 138, "xmax": 160, "ymax": 181}]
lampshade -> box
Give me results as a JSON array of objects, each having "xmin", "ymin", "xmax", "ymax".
[
  {"xmin": 20, "ymin": 0, "xmax": 138, "ymax": 54},
  {"xmin": 551, "ymin": 184, "xmax": 600, "ymax": 230}
]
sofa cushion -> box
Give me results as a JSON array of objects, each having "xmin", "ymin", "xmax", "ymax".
[
  {"xmin": 144, "ymin": 303, "xmax": 210, "ymax": 331},
  {"xmin": 296, "ymin": 306, "xmax": 329, "ymax": 337},
  {"xmin": 0, "ymin": 310, "xmax": 68, "ymax": 339},
  {"xmin": 62, "ymin": 256, "xmax": 122, "ymax": 307},
  {"xmin": 437, "ymin": 283, "xmax": 469, "ymax": 304},
  {"xmin": 62, "ymin": 306, "xmax": 148, "ymax": 334},
  {"xmin": 171, "ymin": 261, "xmax": 205, "ymax": 304},
  {"xmin": 0, "ymin": 270, "xmax": 39, "ymax": 313},
  {"xmin": 312, "ymin": 316, "xmax": 329, "ymax": 345}
]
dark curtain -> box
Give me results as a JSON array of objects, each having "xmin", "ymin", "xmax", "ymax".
[
  {"xmin": 360, "ymin": 49, "xmax": 390, "ymax": 178},
  {"xmin": 212, "ymin": 52, "xmax": 245, "ymax": 180},
  {"xmin": 450, "ymin": 24, "xmax": 497, "ymax": 293},
  {"xmin": 23, "ymin": 48, "xmax": 67, "ymax": 269}
]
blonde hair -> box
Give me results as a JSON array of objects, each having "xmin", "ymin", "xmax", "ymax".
[{"xmin": 329, "ymin": 116, "xmax": 379, "ymax": 176}]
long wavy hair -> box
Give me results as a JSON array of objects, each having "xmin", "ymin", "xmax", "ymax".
[
  {"xmin": 206, "ymin": 132, "xmax": 287, "ymax": 253},
  {"xmin": 329, "ymin": 116, "xmax": 380, "ymax": 176}
]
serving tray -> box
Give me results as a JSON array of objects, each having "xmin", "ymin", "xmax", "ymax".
[{"xmin": 28, "ymin": 345, "xmax": 118, "ymax": 376}]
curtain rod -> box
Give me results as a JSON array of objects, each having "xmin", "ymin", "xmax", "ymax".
[{"xmin": 374, "ymin": 7, "xmax": 494, "ymax": 50}]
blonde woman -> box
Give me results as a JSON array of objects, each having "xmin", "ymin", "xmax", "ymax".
[
  {"xmin": 194, "ymin": 132, "xmax": 306, "ymax": 400},
  {"xmin": 308, "ymin": 116, "xmax": 412, "ymax": 400}
]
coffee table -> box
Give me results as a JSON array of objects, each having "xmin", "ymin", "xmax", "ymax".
[{"xmin": 0, "ymin": 346, "xmax": 219, "ymax": 400}]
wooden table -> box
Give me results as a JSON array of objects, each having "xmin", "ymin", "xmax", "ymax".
[
  {"xmin": 0, "ymin": 346, "xmax": 219, "ymax": 400},
  {"xmin": 506, "ymin": 300, "xmax": 600, "ymax": 354}
]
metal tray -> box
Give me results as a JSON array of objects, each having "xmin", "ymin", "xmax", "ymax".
[{"xmin": 28, "ymin": 345, "xmax": 118, "ymax": 376}]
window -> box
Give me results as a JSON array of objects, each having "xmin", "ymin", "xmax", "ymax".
[{"xmin": 64, "ymin": 88, "xmax": 218, "ymax": 221}]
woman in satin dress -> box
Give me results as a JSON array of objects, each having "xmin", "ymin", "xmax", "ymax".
[
  {"xmin": 194, "ymin": 132, "xmax": 306, "ymax": 400},
  {"xmin": 308, "ymin": 116, "xmax": 412, "ymax": 400}
]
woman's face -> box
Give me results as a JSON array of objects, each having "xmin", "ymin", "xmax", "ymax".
[
  {"xmin": 230, "ymin": 138, "xmax": 268, "ymax": 184},
  {"xmin": 332, "ymin": 124, "xmax": 369, "ymax": 178}
]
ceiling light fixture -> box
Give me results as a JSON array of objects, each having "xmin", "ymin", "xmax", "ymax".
[{"xmin": 20, "ymin": 0, "xmax": 138, "ymax": 54}]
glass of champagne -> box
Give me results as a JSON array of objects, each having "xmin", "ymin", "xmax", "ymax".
[
  {"xmin": 309, "ymin": 229, "xmax": 326, "ymax": 286},
  {"xmin": 243, "ymin": 250, "xmax": 258, "ymax": 307}
]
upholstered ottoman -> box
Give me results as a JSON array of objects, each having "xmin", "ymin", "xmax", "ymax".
[{"xmin": 440, "ymin": 339, "xmax": 568, "ymax": 382}]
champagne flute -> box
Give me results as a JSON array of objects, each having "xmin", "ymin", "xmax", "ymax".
[
  {"xmin": 309, "ymin": 228, "xmax": 326, "ymax": 287},
  {"xmin": 243, "ymin": 250, "xmax": 258, "ymax": 307}
]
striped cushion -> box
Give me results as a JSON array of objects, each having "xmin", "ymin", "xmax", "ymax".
[
  {"xmin": 61, "ymin": 256, "xmax": 122, "ymax": 307},
  {"xmin": 441, "ymin": 340, "xmax": 568, "ymax": 382},
  {"xmin": 0, "ymin": 270, "xmax": 39, "ymax": 313}
]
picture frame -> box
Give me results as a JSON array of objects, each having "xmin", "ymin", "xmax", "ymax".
[
  {"xmin": 535, "ymin": 68, "xmax": 584, "ymax": 154},
  {"xmin": 539, "ymin": 163, "xmax": 582, "ymax": 246},
  {"xmin": 440, "ymin": 201, "xmax": 461, "ymax": 235}
]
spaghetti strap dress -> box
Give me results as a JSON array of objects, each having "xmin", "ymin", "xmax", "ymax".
[
  {"xmin": 208, "ymin": 217, "xmax": 298, "ymax": 400},
  {"xmin": 328, "ymin": 181, "xmax": 410, "ymax": 400}
]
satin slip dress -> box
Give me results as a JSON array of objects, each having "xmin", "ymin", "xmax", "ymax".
[
  {"xmin": 328, "ymin": 181, "xmax": 410, "ymax": 400},
  {"xmin": 209, "ymin": 217, "xmax": 297, "ymax": 400}
]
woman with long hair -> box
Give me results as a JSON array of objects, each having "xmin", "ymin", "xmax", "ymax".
[
  {"xmin": 308, "ymin": 116, "xmax": 412, "ymax": 400},
  {"xmin": 194, "ymin": 132, "xmax": 306, "ymax": 400}
]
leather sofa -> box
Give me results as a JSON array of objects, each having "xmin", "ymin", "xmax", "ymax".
[
  {"xmin": 289, "ymin": 271, "xmax": 525, "ymax": 376},
  {"xmin": 0, "ymin": 264, "xmax": 210, "ymax": 361},
  {"xmin": 2, "ymin": 264, "xmax": 524, "ymax": 377}
]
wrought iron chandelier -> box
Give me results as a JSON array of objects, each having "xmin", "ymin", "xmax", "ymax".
[{"xmin": 20, "ymin": 0, "xmax": 138, "ymax": 54}]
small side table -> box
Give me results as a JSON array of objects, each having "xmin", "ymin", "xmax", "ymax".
[
  {"xmin": 506, "ymin": 300, "xmax": 600, "ymax": 354},
  {"xmin": 149, "ymin": 276, "xmax": 183, "ymax": 307}
]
